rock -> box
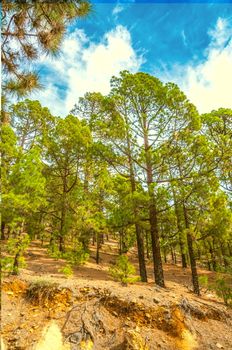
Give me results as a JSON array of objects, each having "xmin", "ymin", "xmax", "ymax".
[
  {"xmin": 139, "ymin": 295, "xmax": 144, "ymax": 299},
  {"xmin": 216, "ymin": 343, "xmax": 224, "ymax": 349},
  {"xmin": 69, "ymin": 332, "xmax": 82, "ymax": 344},
  {"xmin": 153, "ymin": 298, "xmax": 160, "ymax": 304}
]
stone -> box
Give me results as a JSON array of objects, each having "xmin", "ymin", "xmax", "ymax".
[
  {"xmin": 216, "ymin": 343, "xmax": 224, "ymax": 349},
  {"xmin": 153, "ymin": 298, "xmax": 160, "ymax": 304}
]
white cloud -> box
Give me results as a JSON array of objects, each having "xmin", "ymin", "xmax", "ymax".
[
  {"xmin": 165, "ymin": 18, "xmax": 232, "ymax": 113},
  {"xmin": 181, "ymin": 30, "xmax": 187, "ymax": 47},
  {"xmin": 33, "ymin": 26, "xmax": 143, "ymax": 116},
  {"xmin": 112, "ymin": 3, "xmax": 124, "ymax": 17}
]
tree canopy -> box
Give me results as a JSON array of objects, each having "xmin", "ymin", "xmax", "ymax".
[{"xmin": 2, "ymin": 71, "xmax": 232, "ymax": 295}]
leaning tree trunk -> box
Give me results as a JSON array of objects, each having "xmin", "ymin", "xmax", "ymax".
[{"xmin": 183, "ymin": 204, "xmax": 200, "ymax": 295}]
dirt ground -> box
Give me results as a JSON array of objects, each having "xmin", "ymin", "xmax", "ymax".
[{"xmin": 1, "ymin": 240, "xmax": 232, "ymax": 350}]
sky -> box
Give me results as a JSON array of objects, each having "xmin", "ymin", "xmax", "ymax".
[{"xmin": 32, "ymin": 2, "xmax": 232, "ymax": 117}]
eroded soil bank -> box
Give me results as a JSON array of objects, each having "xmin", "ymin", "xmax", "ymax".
[{"xmin": 1, "ymin": 277, "xmax": 232, "ymax": 350}]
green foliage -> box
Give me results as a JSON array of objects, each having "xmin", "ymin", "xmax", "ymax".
[
  {"xmin": 109, "ymin": 255, "xmax": 140, "ymax": 285},
  {"xmin": 48, "ymin": 245, "xmax": 63, "ymax": 260},
  {"xmin": 48, "ymin": 243, "xmax": 89, "ymax": 266},
  {"xmin": 7, "ymin": 234, "xmax": 30, "ymax": 255},
  {"xmin": 62, "ymin": 248, "xmax": 89, "ymax": 266},
  {"xmin": 198, "ymin": 275, "xmax": 209, "ymax": 290},
  {"xmin": 2, "ymin": 69, "xmax": 232, "ymax": 295},
  {"xmin": 1, "ymin": 257, "xmax": 15, "ymax": 273},
  {"xmin": 199, "ymin": 274, "xmax": 232, "ymax": 306},
  {"xmin": 212, "ymin": 276, "xmax": 232, "ymax": 306},
  {"xmin": 1, "ymin": 235, "xmax": 29, "ymax": 274},
  {"xmin": 2, "ymin": 0, "xmax": 91, "ymax": 97},
  {"xmin": 58, "ymin": 264, "xmax": 73, "ymax": 278}
]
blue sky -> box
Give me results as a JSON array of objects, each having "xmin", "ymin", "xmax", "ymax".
[{"xmin": 33, "ymin": 2, "xmax": 232, "ymax": 116}]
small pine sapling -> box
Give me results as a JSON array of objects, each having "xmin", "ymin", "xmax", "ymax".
[
  {"xmin": 58, "ymin": 264, "xmax": 73, "ymax": 278},
  {"xmin": 109, "ymin": 255, "xmax": 140, "ymax": 286}
]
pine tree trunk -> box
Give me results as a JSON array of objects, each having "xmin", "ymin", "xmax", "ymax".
[
  {"xmin": 171, "ymin": 247, "xmax": 175, "ymax": 263},
  {"xmin": 145, "ymin": 230, "xmax": 150, "ymax": 259},
  {"xmin": 59, "ymin": 207, "xmax": 65, "ymax": 253},
  {"xmin": 143, "ymin": 127, "xmax": 164, "ymax": 287},
  {"xmin": 92, "ymin": 232, "xmax": 96, "ymax": 246},
  {"xmin": 174, "ymin": 248, "xmax": 177, "ymax": 264},
  {"xmin": 209, "ymin": 242, "xmax": 217, "ymax": 271},
  {"xmin": 172, "ymin": 186, "xmax": 187, "ymax": 268},
  {"xmin": 12, "ymin": 252, "xmax": 20, "ymax": 275},
  {"xmin": 127, "ymin": 132, "xmax": 147, "ymax": 282},
  {"xmin": 96, "ymin": 231, "xmax": 100, "ymax": 264},
  {"xmin": 149, "ymin": 196, "xmax": 165, "ymax": 287},
  {"xmin": 59, "ymin": 173, "xmax": 67, "ymax": 253},
  {"xmin": 183, "ymin": 204, "xmax": 200, "ymax": 295},
  {"xmin": 220, "ymin": 242, "xmax": 228, "ymax": 267},
  {"xmin": 135, "ymin": 223, "xmax": 147, "ymax": 281},
  {"xmin": 1, "ymin": 221, "xmax": 6, "ymax": 240}
]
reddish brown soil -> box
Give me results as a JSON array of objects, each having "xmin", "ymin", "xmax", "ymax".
[{"xmin": 1, "ymin": 240, "xmax": 232, "ymax": 350}]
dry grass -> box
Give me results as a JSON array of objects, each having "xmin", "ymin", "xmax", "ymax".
[{"xmin": 26, "ymin": 280, "xmax": 72, "ymax": 309}]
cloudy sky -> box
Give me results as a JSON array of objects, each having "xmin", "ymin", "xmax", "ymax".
[{"xmin": 32, "ymin": 1, "xmax": 232, "ymax": 117}]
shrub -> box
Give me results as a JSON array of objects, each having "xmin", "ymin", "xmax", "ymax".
[
  {"xmin": 1, "ymin": 256, "xmax": 14, "ymax": 273},
  {"xmin": 199, "ymin": 274, "xmax": 232, "ymax": 306},
  {"xmin": 47, "ymin": 245, "xmax": 62, "ymax": 260},
  {"xmin": 213, "ymin": 276, "xmax": 232, "ymax": 306},
  {"xmin": 1, "ymin": 234, "xmax": 29, "ymax": 274},
  {"xmin": 63, "ymin": 248, "xmax": 89, "ymax": 266},
  {"xmin": 58, "ymin": 264, "xmax": 73, "ymax": 278},
  {"xmin": 25, "ymin": 280, "xmax": 71, "ymax": 308},
  {"xmin": 48, "ymin": 243, "xmax": 89, "ymax": 266},
  {"xmin": 198, "ymin": 275, "xmax": 209, "ymax": 290},
  {"xmin": 108, "ymin": 255, "xmax": 140, "ymax": 286}
]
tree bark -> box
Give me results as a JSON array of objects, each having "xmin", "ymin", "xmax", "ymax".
[
  {"xmin": 127, "ymin": 130, "xmax": 147, "ymax": 282},
  {"xmin": 1, "ymin": 221, "xmax": 6, "ymax": 240},
  {"xmin": 183, "ymin": 204, "xmax": 200, "ymax": 295},
  {"xmin": 209, "ymin": 242, "xmax": 217, "ymax": 272},
  {"xmin": 172, "ymin": 186, "xmax": 187, "ymax": 268},
  {"xmin": 143, "ymin": 122, "xmax": 164, "ymax": 287},
  {"xmin": 96, "ymin": 231, "xmax": 100, "ymax": 264},
  {"xmin": 12, "ymin": 251, "xmax": 20, "ymax": 275},
  {"xmin": 59, "ymin": 168, "xmax": 68, "ymax": 253},
  {"xmin": 145, "ymin": 230, "xmax": 150, "ymax": 259}
]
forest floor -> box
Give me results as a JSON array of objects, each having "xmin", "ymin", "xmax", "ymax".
[{"xmin": 1, "ymin": 240, "xmax": 232, "ymax": 350}]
